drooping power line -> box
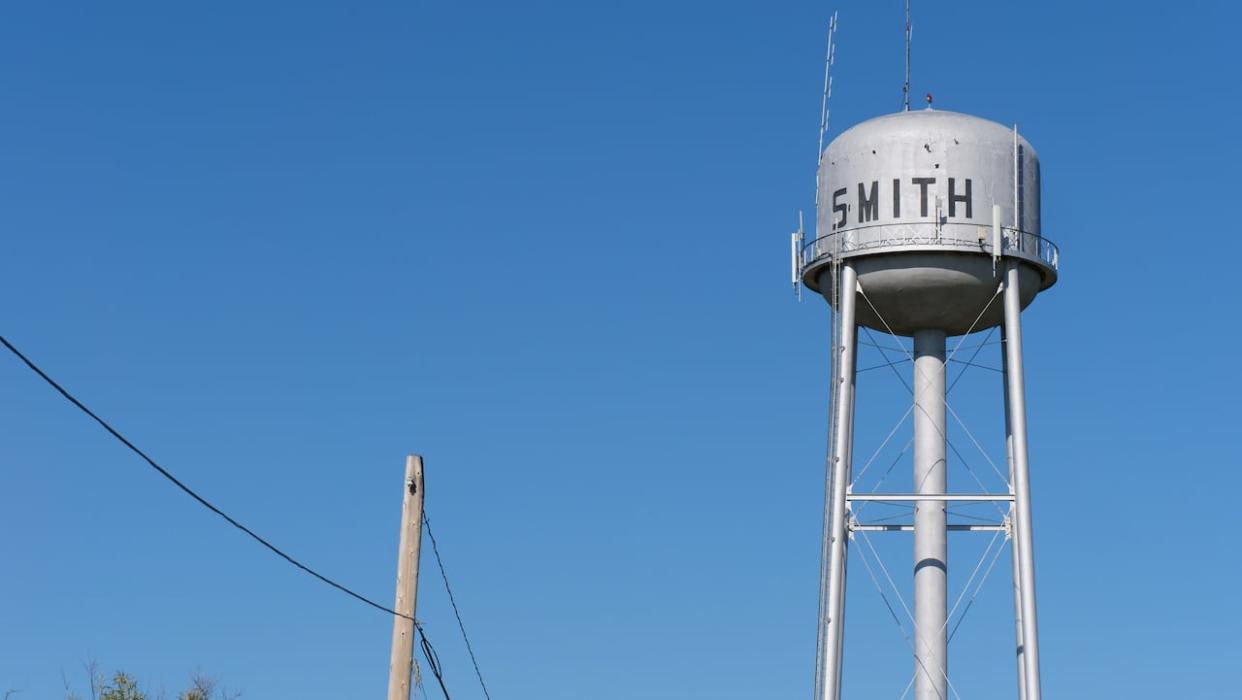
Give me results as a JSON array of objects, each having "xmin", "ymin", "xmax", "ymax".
[
  {"xmin": 1, "ymin": 332, "xmax": 492, "ymax": 699},
  {"xmin": 0, "ymin": 333, "xmax": 411, "ymax": 620}
]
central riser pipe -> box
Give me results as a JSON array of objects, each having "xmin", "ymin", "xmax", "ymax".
[{"xmin": 913, "ymin": 329, "xmax": 948, "ymax": 700}]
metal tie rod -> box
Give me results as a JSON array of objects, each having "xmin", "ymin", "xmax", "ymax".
[
  {"xmin": 847, "ymin": 493, "xmax": 1015, "ymax": 502},
  {"xmin": 851, "ymin": 523, "xmax": 1008, "ymax": 532}
]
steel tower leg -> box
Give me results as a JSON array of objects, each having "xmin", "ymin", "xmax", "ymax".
[
  {"xmin": 1001, "ymin": 326, "xmax": 1028, "ymax": 700},
  {"xmin": 912, "ymin": 329, "xmax": 948, "ymax": 700},
  {"xmin": 1002, "ymin": 261, "xmax": 1042, "ymax": 700},
  {"xmin": 818, "ymin": 262, "xmax": 859, "ymax": 700}
]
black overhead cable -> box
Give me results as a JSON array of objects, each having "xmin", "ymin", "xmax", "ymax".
[
  {"xmin": 419, "ymin": 625, "xmax": 453, "ymax": 700},
  {"xmin": 424, "ymin": 511, "xmax": 494, "ymax": 700},
  {"xmin": 0, "ymin": 333, "xmax": 412, "ymax": 621},
  {"xmin": 1, "ymin": 333, "xmax": 493, "ymax": 699}
]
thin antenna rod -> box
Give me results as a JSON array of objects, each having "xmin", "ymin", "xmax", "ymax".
[
  {"xmin": 815, "ymin": 11, "xmax": 838, "ymax": 210},
  {"xmin": 817, "ymin": 14, "xmax": 838, "ymax": 160},
  {"xmin": 903, "ymin": 0, "xmax": 912, "ymax": 111}
]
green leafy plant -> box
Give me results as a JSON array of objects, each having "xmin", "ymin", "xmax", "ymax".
[{"xmin": 52, "ymin": 662, "xmax": 240, "ymax": 700}]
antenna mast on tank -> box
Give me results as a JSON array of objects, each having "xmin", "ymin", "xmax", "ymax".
[
  {"xmin": 796, "ymin": 11, "xmax": 838, "ymax": 300},
  {"xmin": 903, "ymin": 0, "xmax": 912, "ymax": 111},
  {"xmin": 817, "ymin": 11, "xmax": 839, "ymax": 174}
]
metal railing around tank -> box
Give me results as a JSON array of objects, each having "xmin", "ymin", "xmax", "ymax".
[{"xmin": 800, "ymin": 221, "xmax": 1059, "ymax": 274}]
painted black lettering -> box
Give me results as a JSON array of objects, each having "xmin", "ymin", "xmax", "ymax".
[
  {"xmin": 857, "ymin": 181, "xmax": 879, "ymax": 223},
  {"xmin": 832, "ymin": 187, "xmax": 848, "ymax": 229},
  {"xmin": 912, "ymin": 177, "xmax": 936, "ymax": 217},
  {"xmin": 948, "ymin": 177, "xmax": 972, "ymax": 218},
  {"xmin": 892, "ymin": 178, "xmax": 901, "ymax": 218}
]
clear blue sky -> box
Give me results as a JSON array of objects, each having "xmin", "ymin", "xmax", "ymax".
[{"xmin": 1, "ymin": 1, "xmax": 1237, "ymax": 698}]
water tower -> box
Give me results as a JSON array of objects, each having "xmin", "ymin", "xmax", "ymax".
[{"xmin": 794, "ymin": 106, "xmax": 1059, "ymax": 699}]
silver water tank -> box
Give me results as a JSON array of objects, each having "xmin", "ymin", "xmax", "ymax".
[{"xmin": 802, "ymin": 109, "xmax": 1057, "ymax": 336}]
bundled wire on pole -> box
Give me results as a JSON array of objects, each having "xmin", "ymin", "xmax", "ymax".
[{"xmin": 419, "ymin": 625, "xmax": 453, "ymax": 700}]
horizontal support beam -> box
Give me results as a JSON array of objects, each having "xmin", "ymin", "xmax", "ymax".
[
  {"xmin": 850, "ymin": 523, "xmax": 1008, "ymax": 532},
  {"xmin": 847, "ymin": 493, "xmax": 1014, "ymax": 503}
]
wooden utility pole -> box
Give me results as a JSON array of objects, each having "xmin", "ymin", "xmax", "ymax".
[{"xmin": 387, "ymin": 455, "xmax": 425, "ymax": 700}]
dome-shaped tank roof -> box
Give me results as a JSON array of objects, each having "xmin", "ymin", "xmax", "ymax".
[{"xmin": 830, "ymin": 109, "xmax": 1038, "ymax": 161}]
